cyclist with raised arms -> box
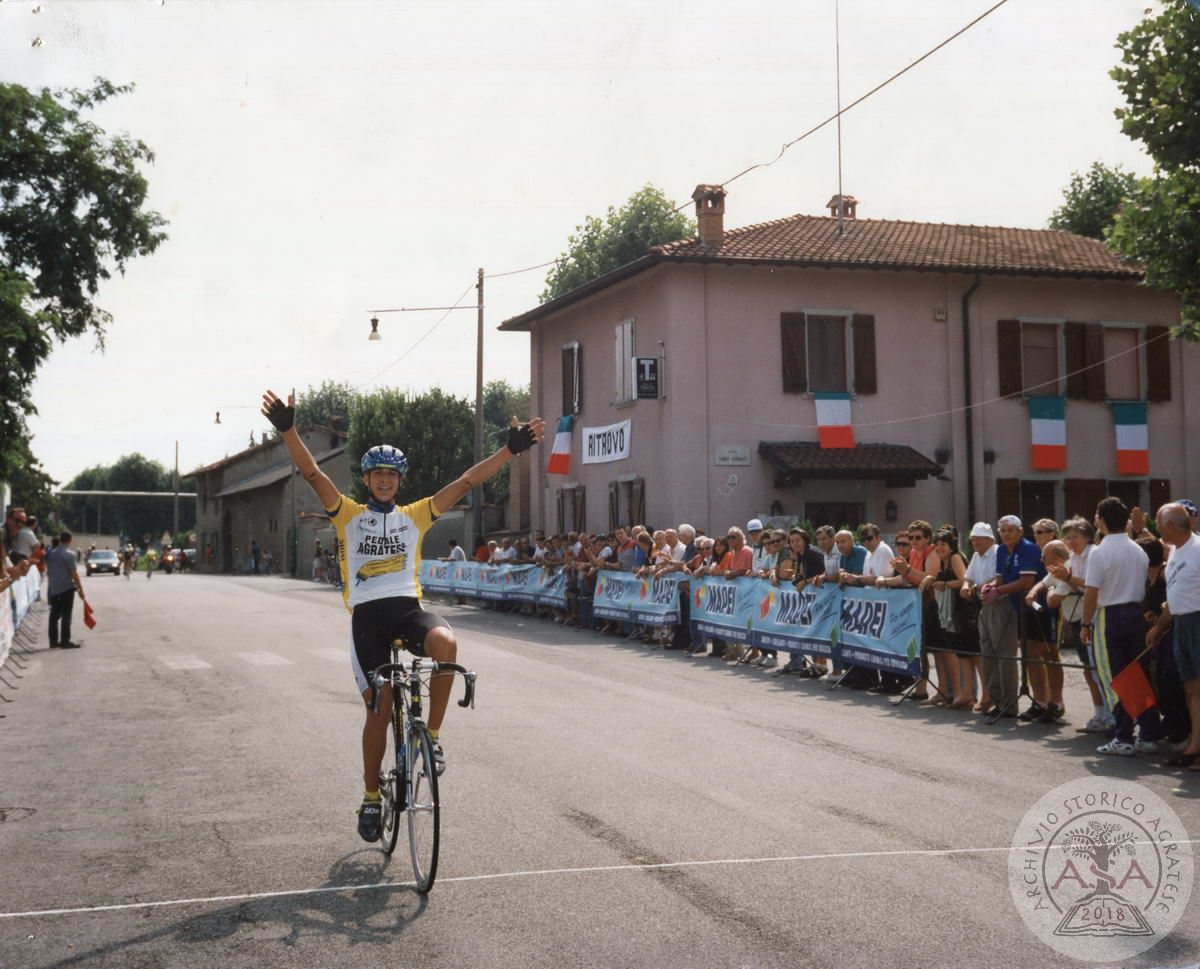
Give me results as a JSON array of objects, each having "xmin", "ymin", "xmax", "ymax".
[{"xmin": 261, "ymin": 389, "xmax": 543, "ymax": 842}]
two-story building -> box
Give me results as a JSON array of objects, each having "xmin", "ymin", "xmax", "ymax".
[{"xmin": 501, "ymin": 186, "xmax": 1196, "ymax": 538}]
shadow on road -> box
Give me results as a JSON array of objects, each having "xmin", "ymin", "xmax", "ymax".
[{"xmin": 36, "ymin": 849, "xmax": 428, "ymax": 968}]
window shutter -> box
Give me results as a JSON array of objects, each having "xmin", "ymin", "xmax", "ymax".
[
  {"xmin": 561, "ymin": 347, "xmax": 574, "ymax": 416},
  {"xmin": 997, "ymin": 320, "xmax": 1022, "ymax": 398},
  {"xmin": 556, "ymin": 488, "xmax": 565, "ymax": 534},
  {"xmin": 1084, "ymin": 324, "xmax": 1107, "ymax": 400},
  {"xmin": 573, "ymin": 487, "xmax": 586, "ymax": 531},
  {"xmin": 1063, "ymin": 479, "xmax": 1105, "ymax": 520},
  {"xmin": 1064, "ymin": 322, "xmax": 1087, "ymax": 399},
  {"xmin": 851, "ymin": 314, "xmax": 877, "ymax": 395},
  {"xmin": 631, "ymin": 477, "xmax": 646, "ymax": 526},
  {"xmin": 608, "ymin": 480, "xmax": 619, "ymax": 530},
  {"xmin": 780, "ymin": 313, "xmax": 808, "ymax": 393},
  {"xmin": 995, "ymin": 478, "xmax": 1020, "ymax": 520},
  {"xmin": 1150, "ymin": 478, "xmax": 1171, "ymax": 517},
  {"xmin": 1144, "ymin": 326, "xmax": 1171, "ymax": 402}
]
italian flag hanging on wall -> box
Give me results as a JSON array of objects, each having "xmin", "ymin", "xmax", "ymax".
[
  {"xmin": 1028, "ymin": 396, "xmax": 1066, "ymax": 470},
  {"xmin": 1112, "ymin": 402, "xmax": 1149, "ymax": 474},
  {"xmin": 546, "ymin": 415, "xmax": 574, "ymax": 475},
  {"xmin": 814, "ymin": 392, "xmax": 855, "ymax": 449}
]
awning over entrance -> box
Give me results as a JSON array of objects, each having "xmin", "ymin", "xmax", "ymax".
[{"xmin": 759, "ymin": 441, "xmax": 943, "ymax": 488}]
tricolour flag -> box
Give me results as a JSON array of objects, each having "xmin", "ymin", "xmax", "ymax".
[
  {"xmin": 814, "ymin": 392, "xmax": 854, "ymax": 449},
  {"xmin": 1112, "ymin": 402, "xmax": 1149, "ymax": 475},
  {"xmin": 546, "ymin": 415, "xmax": 573, "ymax": 475},
  {"xmin": 1028, "ymin": 396, "xmax": 1066, "ymax": 470}
]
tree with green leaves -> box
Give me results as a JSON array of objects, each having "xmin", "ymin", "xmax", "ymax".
[
  {"xmin": 540, "ymin": 184, "xmax": 695, "ymax": 302},
  {"xmin": 1048, "ymin": 162, "xmax": 1138, "ymax": 240},
  {"xmin": 6, "ymin": 437, "xmax": 59, "ymax": 525},
  {"xmin": 1106, "ymin": 3, "xmax": 1200, "ymax": 339},
  {"xmin": 61, "ymin": 453, "xmax": 195, "ymax": 540},
  {"xmin": 346, "ymin": 388, "xmax": 473, "ymax": 507},
  {"xmin": 481, "ymin": 379, "xmax": 530, "ymax": 505},
  {"xmin": 0, "ymin": 79, "xmax": 167, "ymax": 478},
  {"xmin": 294, "ymin": 380, "xmax": 355, "ymax": 438}
]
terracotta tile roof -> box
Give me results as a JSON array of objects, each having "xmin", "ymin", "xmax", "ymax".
[
  {"xmin": 759, "ymin": 441, "xmax": 943, "ymax": 481},
  {"xmin": 653, "ymin": 214, "xmax": 1141, "ymax": 279}
]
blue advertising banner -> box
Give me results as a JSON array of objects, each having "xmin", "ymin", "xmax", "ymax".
[
  {"xmin": 629, "ymin": 574, "xmax": 685, "ymax": 626},
  {"xmin": 449, "ymin": 562, "xmax": 479, "ymax": 597},
  {"xmin": 690, "ymin": 575, "xmax": 757, "ymax": 644},
  {"xmin": 835, "ymin": 585, "xmax": 922, "ymax": 676},
  {"xmin": 751, "ymin": 582, "xmax": 841, "ymax": 658},
  {"xmin": 421, "ymin": 561, "xmax": 453, "ymax": 594},
  {"xmin": 532, "ymin": 569, "xmax": 568, "ymax": 608},
  {"xmin": 592, "ymin": 572, "xmax": 643, "ymax": 621},
  {"xmin": 476, "ymin": 565, "xmax": 509, "ymax": 601}
]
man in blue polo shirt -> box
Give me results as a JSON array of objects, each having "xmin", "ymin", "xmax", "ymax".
[{"xmin": 978, "ymin": 515, "xmax": 1040, "ymax": 718}]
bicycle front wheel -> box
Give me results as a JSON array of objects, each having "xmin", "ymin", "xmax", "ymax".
[
  {"xmin": 406, "ymin": 722, "xmax": 440, "ymax": 892},
  {"xmin": 379, "ymin": 716, "xmax": 402, "ymax": 856}
]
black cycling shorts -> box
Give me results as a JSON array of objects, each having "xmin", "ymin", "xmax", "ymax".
[{"xmin": 351, "ymin": 596, "xmax": 450, "ymax": 694}]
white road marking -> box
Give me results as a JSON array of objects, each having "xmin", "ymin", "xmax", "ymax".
[
  {"xmin": 79, "ymin": 661, "xmax": 128, "ymax": 674},
  {"xmin": 158, "ymin": 655, "xmax": 212, "ymax": 670},
  {"xmin": 3, "ymin": 839, "xmax": 1196, "ymax": 920},
  {"xmin": 235, "ymin": 651, "xmax": 293, "ymax": 667},
  {"xmin": 307, "ymin": 647, "xmax": 346, "ymax": 663}
]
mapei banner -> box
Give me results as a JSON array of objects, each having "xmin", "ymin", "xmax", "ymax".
[
  {"xmin": 690, "ymin": 576, "xmax": 921, "ymax": 674},
  {"xmin": 590, "ymin": 572, "xmax": 685, "ymax": 625}
]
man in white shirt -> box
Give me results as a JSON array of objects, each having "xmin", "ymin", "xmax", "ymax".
[
  {"xmin": 960, "ymin": 522, "xmax": 998, "ymax": 711},
  {"xmin": 1148, "ymin": 503, "xmax": 1200, "ymax": 764},
  {"xmin": 445, "ymin": 540, "xmax": 467, "ymax": 563},
  {"xmin": 846, "ymin": 523, "xmax": 894, "ymax": 586},
  {"xmin": 811, "ymin": 526, "xmax": 840, "ymax": 586},
  {"xmin": 1082, "ymin": 497, "xmax": 1160, "ymax": 756}
]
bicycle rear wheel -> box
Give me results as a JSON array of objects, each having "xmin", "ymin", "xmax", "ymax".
[
  {"xmin": 379, "ymin": 712, "xmax": 402, "ymax": 855},
  {"xmin": 406, "ymin": 722, "xmax": 440, "ymax": 892}
]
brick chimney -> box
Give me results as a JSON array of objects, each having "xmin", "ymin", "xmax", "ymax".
[
  {"xmin": 692, "ymin": 184, "xmax": 727, "ymax": 248},
  {"xmin": 826, "ymin": 194, "xmax": 858, "ymax": 219}
]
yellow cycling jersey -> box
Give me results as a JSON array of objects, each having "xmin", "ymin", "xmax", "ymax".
[{"xmin": 325, "ymin": 493, "xmax": 438, "ymax": 610}]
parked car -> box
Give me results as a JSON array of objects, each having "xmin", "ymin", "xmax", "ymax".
[{"xmin": 86, "ymin": 549, "xmax": 121, "ymax": 576}]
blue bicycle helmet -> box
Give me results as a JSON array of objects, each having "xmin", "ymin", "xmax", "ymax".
[{"xmin": 361, "ymin": 445, "xmax": 409, "ymax": 476}]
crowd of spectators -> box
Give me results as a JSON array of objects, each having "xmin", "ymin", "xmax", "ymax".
[{"xmin": 448, "ymin": 496, "xmax": 1200, "ymax": 773}]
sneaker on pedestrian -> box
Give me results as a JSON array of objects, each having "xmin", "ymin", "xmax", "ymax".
[
  {"xmin": 1096, "ymin": 740, "xmax": 1136, "ymax": 757},
  {"xmin": 1134, "ymin": 739, "xmax": 1159, "ymax": 755},
  {"xmin": 357, "ymin": 798, "xmax": 382, "ymax": 842},
  {"xmin": 1082, "ymin": 714, "xmax": 1111, "ymax": 734},
  {"xmin": 758, "ymin": 655, "xmax": 777, "ymax": 668}
]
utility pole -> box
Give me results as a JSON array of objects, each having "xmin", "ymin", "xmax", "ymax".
[
  {"xmin": 291, "ymin": 385, "xmax": 298, "ymax": 577},
  {"xmin": 173, "ymin": 441, "xmax": 180, "ymax": 537},
  {"xmin": 473, "ymin": 267, "xmax": 485, "ymax": 549}
]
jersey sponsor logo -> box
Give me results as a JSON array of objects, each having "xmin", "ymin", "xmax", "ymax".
[
  {"xmin": 355, "ymin": 553, "xmax": 408, "ymax": 585},
  {"xmin": 355, "ymin": 535, "xmax": 408, "ymax": 557}
]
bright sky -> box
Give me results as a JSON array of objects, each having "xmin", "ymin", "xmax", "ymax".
[{"xmin": 2, "ymin": 0, "xmax": 1158, "ymax": 484}]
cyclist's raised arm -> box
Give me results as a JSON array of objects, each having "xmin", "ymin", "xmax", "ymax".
[
  {"xmin": 261, "ymin": 390, "xmax": 340, "ymax": 510},
  {"xmin": 431, "ymin": 416, "xmax": 545, "ymax": 516}
]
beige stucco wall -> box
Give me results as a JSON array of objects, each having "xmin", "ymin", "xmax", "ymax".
[{"xmin": 528, "ymin": 261, "xmax": 1194, "ymax": 537}]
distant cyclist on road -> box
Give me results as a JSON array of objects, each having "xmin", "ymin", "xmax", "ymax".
[{"xmin": 260, "ymin": 389, "xmax": 543, "ymax": 843}]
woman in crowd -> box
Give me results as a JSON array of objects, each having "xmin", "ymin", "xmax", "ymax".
[
  {"xmin": 927, "ymin": 529, "xmax": 971, "ymax": 708},
  {"xmin": 887, "ymin": 520, "xmax": 941, "ymax": 702},
  {"xmin": 691, "ymin": 536, "xmax": 729, "ymax": 657},
  {"xmin": 771, "ymin": 527, "xmax": 830, "ymax": 676},
  {"xmin": 1019, "ymin": 519, "xmax": 1062, "ymax": 723},
  {"xmin": 1047, "ymin": 517, "xmax": 1107, "ymax": 731}
]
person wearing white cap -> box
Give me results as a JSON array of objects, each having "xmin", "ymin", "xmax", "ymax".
[
  {"xmin": 977, "ymin": 515, "xmax": 1041, "ymax": 718},
  {"xmin": 959, "ymin": 522, "xmax": 998, "ymax": 711}
]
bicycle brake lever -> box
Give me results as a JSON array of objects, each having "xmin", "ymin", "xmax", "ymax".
[
  {"xmin": 368, "ymin": 674, "xmax": 384, "ymax": 714},
  {"xmin": 457, "ymin": 671, "xmax": 477, "ymax": 709}
]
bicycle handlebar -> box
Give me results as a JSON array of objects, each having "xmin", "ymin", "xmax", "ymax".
[{"xmin": 367, "ymin": 659, "xmax": 477, "ymax": 714}]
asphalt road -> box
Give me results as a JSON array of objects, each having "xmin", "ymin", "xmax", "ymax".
[{"xmin": 1, "ymin": 573, "xmax": 1197, "ymax": 969}]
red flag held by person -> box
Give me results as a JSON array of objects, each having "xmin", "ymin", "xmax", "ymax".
[
  {"xmin": 1111, "ymin": 658, "xmax": 1155, "ymax": 718},
  {"xmin": 83, "ymin": 600, "xmax": 97, "ymax": 630}
]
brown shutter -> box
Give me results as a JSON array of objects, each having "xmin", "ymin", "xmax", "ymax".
[
  {"xmin": 556, "ymin": 488, "xmax": 565, "ymax": 534},
  {"xmin": 1149, "ymin": 479, "xmax": 1171, "ymax": 517},
  {"xmin": 561, "ymin": 348, "xmax": 573, "ymax": 416},
  {"xmin": 1063, "ymin": 479, "xmax": 1105, "ymax": 520},
  {"xmin": 631, "ymin": 477, "xmax": 646, "ymax": 526},
  {"xmin": 780, "ymin": 313, "xmax": 808, "ymax": 393},
  {"xmin": 995, "ymin": 478, "xmax": 1020, "ymax": 521},
  {"xmin": 608, "ymin": 480, "xmax": 619, "ymax": 530},
  {"xmin": 1084, "ymin": 324, "xmax": 1107, "ymax": 400},
  {"xmin": 573, "ymin": 486, "xmax": 586, "ymax": 531},
  {"xmin": 851, "ymin": 314, "xmax": 877, "ymax": 395},
  {"xmin": 1145, "ymin": 326, "xmax": 1171, "ymax": 402},
  {"xmin": 997, "ymin": 320, "xmax": 1022, "ymax": 398},
  {"xmin": 1064, "ymin": 322, "xmax": 1087, "ymax": 400}
]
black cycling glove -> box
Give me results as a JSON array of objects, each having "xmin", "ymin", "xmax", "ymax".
[
  {"xmin": 263, "ymin": 396, "xmax": 295, "ymax": 433},
  {"xmin": 506, "ymin": 419, "xmax": 537, "ymax": 455}
]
